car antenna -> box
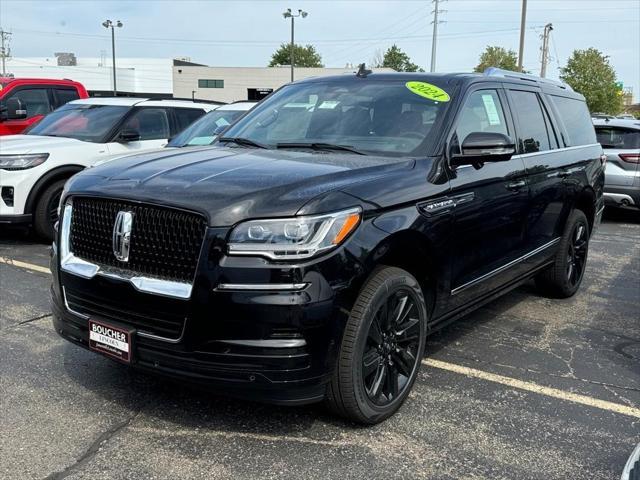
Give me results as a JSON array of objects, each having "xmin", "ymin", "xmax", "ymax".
[{"xmin": 356, "ymin": 63, "xmax": 372, "ymax": 78}]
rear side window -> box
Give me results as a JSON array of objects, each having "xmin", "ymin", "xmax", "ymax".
[
  {"xmin": 173, "ymin": 108, "xmax": 206, "ymax": 133},
  {"xmin": 548, "ymin": 95, "xmax": 597, "ymax": 146},
  {"xmin": 595, "ymin": 126, "xmax": 640, "ymax": 149},
  {"xmin": 53, "ymin": 88, "xmax": 80, "ymax": 108},
  {"xmin": 509, "ymin": 90, "xmax": 552, "ymax": 153}
]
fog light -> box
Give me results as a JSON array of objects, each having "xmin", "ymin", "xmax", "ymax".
[{"xmin": 1, "ymin": 186, "xmax": 14, "ymax": 207}]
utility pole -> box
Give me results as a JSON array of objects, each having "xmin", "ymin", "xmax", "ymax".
[
  {"xmin": 102, "ymin": 20, "xmax": 123, "ymax": 96},
  {"xmin": 0, "ymin": 29, "xmax": 12, "ymax": 77},
  {"xmin": 540, "ymin": 23, "xmax": 553, "ymax": 78},
  {"xmin": 430, "ymin": 0, "xmax": 445, "ymax": 72},
  {"xmin": 282, "ymin": 8, "xmax": 308, "ymax": 82},
  {"xmin": 517, "ymin": 0, "xmax": 528, "ymax": 71}
]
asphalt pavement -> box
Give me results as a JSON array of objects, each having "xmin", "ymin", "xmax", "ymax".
[{"xmin": 1, "ymin": 209, "xmax": 638, "ymax": 480}]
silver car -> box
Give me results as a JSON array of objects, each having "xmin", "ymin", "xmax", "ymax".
[{"xmin": 594, "ymin": 119, "xmax": 640, "ymax": 208}]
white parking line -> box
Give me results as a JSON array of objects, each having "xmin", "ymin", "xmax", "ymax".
[
  {"xmin": 424, "ymin": 358, "xmax": 640, "ymax": 419},
  {"xmin": 0, "ymin": 256, "xmax": 51, "ymax": 275},
  {"xmin": 2, "ymin": 255, "xmax": 638, "ymax": 419}
]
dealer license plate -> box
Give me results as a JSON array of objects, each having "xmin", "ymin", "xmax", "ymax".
[{"xmin": 88, "ymin": 319, "xmax": 134, "ymax": 364}]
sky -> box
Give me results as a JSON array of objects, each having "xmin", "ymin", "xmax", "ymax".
[{"xmin": 1, "ymin": 0, "xmax": 639, "ymax": 100}]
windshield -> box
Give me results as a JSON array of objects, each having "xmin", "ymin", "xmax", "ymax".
[
  {"xmin": 168, "ymin": 109, "xmax": 246, "ymax": 147},
  {"xmin": 27, "ymin": 104, "xmax": 129, "ymax": 142},
  {"xmin": 218, "ymin": 78, "xmax": 452, "ymax": 157}
]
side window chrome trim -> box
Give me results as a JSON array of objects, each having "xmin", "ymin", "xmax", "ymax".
[{"xmin": 515, "ymin": 143, "xmax": 601, "ymax": 159}]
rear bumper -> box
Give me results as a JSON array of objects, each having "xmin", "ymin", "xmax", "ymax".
[
  {"xmin": 0, "ymin": 213, "xmax": 32, "ymax": 225},
  {"xmin": 604, "ymin": 185, "xmax": 640, "ymax": 208}
]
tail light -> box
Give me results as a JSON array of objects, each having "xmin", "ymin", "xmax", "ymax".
[{"xmin": 619, "ymin": 153, "xmax": 640, "ymax": 164}]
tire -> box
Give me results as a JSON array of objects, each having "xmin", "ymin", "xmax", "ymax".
[
  {"xmin": 535, "ymin": 209, "xmax": 590, "ymax": 298},
  {"xmin": 33, "ymin": 179, "xmax": 66, "ymax": 242},
  {"xmin": 326, "ymin": 266, "xmax": 428, "ymax": 424}
]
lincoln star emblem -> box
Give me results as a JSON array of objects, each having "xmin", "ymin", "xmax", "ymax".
[{"xmin": 112, "ymin": 211, "xmax": 134, "ymax": 262}]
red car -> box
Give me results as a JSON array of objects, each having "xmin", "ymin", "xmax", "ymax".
[{"xmin": 0, "ymin": 77, "xmax": 89, "ymax": 135}]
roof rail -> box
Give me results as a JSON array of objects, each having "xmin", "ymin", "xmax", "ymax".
[
  {"xmin": 147, "ymin": 96, "xmax": 226, "ymax": 105},
  {"xmin": 483, "ymin": 67, "xmax": 572, "ymax": 91}
]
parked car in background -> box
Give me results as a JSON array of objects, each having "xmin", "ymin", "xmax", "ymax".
[
  {"xmin": 167, "ymin": 101, "xmax": 256, "ymax": 147},
  {"xmin": 51, "ymin": 68, "xmax": 603, "ymax": 424},
  {"xmin": 616, "ymin": 113, "xmax": 636, "ymax": 120},
  {"xmin": 592, "ymin": 112, "xmax": 616, "ymax": 120},
  {"xmin": 0, "ymin": 97, "xmax": 215, "ymax": 239},
  {"xmin": 594, "ymin": 118, "xmax": 640, "ymax": 209},
  {"xmin": 0, "ymin": 77, "xmax": 88, "ymax": 135}
]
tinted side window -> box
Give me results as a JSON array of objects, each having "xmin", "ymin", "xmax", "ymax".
[
  {"xmin": 549, "ymin": 95, "xmax": 597, "ymax": 146},
  {"xmin": 121, "ymin": 108, "xmax": 170, "ymax": 141},
  {"xmin": 595, "ymin": 127, "xmax": 640, "ymax": 150},
  {"xmin": 509, "ymin": 90, "xmax": 551, "ymax": 154},
  {"xmin": 455, "ymin": 90, "xmax": 509, "ymax": 146},
  {"xmin": 6, "ymin": 88, "xmax": 51, "ymax": 118},
  {"xmin": 54, "ymin": 88, "xmax": 80, "ymax": 108},
  {"xmin": 173, "ymin": 108, "xmax": 206, "ymax": 133}
]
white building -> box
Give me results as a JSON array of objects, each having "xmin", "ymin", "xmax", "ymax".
[
  {"xmin": 5, "ymin": 55, "xmax": 394, "ymax": 102},
  {"xmin": 173, "ymin": 65, "xmax": 395, "ymax": 103},
  {"xmin": 5, "ymin": 55, "xmax": 182, "ymax": 96}
]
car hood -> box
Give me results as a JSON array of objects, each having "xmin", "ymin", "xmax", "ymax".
[
  {"xmin": 0, "ymin": 134, "xmax": 87, "ymax": 153},
  {"xmin": 66, "ymin": 146, "xmax": 415, "ymax": 225}
]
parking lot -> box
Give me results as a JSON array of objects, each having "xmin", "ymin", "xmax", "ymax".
[{"xmin": 0, "ymin": 209, "xmax": 638, "ymax": 480}]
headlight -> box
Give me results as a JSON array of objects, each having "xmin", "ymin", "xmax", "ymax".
[
  {"xmin": 228, "ymin": 207, "xmax": 361, "ymax": 260},
  {"xmin": 0, "ymin": 153, "xmax": 49, "ymax": 170}
]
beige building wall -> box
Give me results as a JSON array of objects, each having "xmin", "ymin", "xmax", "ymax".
[{"xmin": 173, "ymin": 66, "xmax": 394, "ymax": 103}]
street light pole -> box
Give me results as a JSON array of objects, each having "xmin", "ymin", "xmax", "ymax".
[
  {"xmin": 282, "ymin": 8, "xmax": 307, "ymax": 82},
  {"xmin": 517, "ymin": 0, "xmax": 527, "ymax": 71},
  {"xmin": 102, "ymin": 20, "xmax": 123, "ymax": 96}
]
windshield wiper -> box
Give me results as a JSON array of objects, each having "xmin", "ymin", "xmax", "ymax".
[
  {"xmin": 219, "ymin": 136, "xmax": 270, "ymax": 149},
  {"xmin": 276, "ymin": 142, "xmax": 366, "ymax": 155}
]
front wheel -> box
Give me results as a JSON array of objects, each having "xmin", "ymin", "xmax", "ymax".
[
  {"xmin": 535, "ymin": 209, "xmax": 590, "ymax": 298},
  {"xmin": 33, "ymin": 179, "xmax": 66, "ymax": 242},
  {"xmin": 326, "ymin": 266, "xmax": 428, "ymax": 424}
]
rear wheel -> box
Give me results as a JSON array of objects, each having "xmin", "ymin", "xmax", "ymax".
[
  {"xmin": 535, "ymin": 209, "xmax": 590, "ymax": 298},
  {"xmin": 33, "ymin": 179, "xmax": 66, "ymax": 242},
  {"xmin": 326, "ymin": 266, "xmax": 427, "ymax": 424}
]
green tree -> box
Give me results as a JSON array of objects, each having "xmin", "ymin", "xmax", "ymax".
[
  {"xmin": 473, "ymin": 46, "xmax": 521, "ymax": 73},
  {"xmin": 381, "ymin": 44, "xmax": 423, "ymax": 72},
  {"xmin": 268, "ymin": 43, "xmax": 323, "ymax": 68},
  {"xmin": 560, "ymin": 48, "xmax": 623, "ymax": 115}
]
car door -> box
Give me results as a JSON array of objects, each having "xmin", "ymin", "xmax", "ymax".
[
  {"xmin": 505, "ymin": 88, "xmax": 565, "ymax": 254},
  {"xmin": 0, "ymin": 87, "xmax": 53, "ymax": 134},
  {"xmin": 445, "ymin": 86, "xmax": 530, "ymax": 310}
]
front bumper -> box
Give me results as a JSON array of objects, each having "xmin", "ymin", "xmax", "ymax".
[
  {"xmin": 50, "ymin": 226, "xmax": 366, "ymax": 405},
  {"xmin": 0, "ymin": 213, "xmax": 32, "ymax": 225}
]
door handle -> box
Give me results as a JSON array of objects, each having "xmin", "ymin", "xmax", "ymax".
[{"xmin": 506, "ymin": 180, "xmax": 526, "ymax": 190}]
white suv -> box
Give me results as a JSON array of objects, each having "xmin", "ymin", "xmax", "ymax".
[{"xmin": 0, "ymin": 97, "xmax": 216, "ymax": 239}]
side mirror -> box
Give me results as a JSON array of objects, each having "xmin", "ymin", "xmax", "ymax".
[
  {"xmin": 451, "ymin": 132, "xmax": 515, "ymax": 166},
  {"xmin": 5, "ymin": 98, "xmax": 28, "ymax": 120},
  {"xmin": 118, "ymin": 128, "xmax": 141, "ymax": 142}
]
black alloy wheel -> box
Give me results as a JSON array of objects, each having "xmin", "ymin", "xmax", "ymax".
[
  {"xmin": 535, "ymin": 209, "xmax": 590, "ymax": 298},
  {"xmin": 326, "ymin": 266, "xmax": 428, "ymax": 424},
  {"xmin": 363, "ymin": 289, "xmax": 421, "ymax": 406},
  {"xmin": 566, "ymin": 221, "xmax": 588, "ymax": 287}
]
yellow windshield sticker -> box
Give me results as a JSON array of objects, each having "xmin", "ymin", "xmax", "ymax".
[{"xmin": 405, "ymin": 81, "xmax": 450, "ymax": 102}]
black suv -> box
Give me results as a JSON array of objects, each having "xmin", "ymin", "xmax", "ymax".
[{"xmin": 51, "ymin": 68, "xmax": 604, "ymax": 424}]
